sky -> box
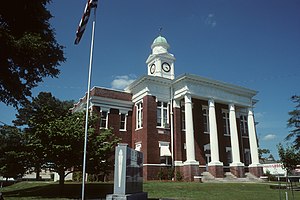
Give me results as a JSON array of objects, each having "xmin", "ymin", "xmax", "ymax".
[{"xmin": 0, "ymin": 0, "xmax": 299, "ymax": 159}]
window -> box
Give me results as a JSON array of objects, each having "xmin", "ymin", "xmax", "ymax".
[
  {"xmin": 100, "ymin": 110, "xmax": 108, "ymax": 129},
  {"xmin": 202, "ymin": 106, "xmax": 209, "ymax": 134},
  {"xmin": 120, "ymin": 113, "xmax": 127, "ymax": 131},
  {"xmin": 159, "ymin": 141, "xmax": 172, "ymax": 165},
  {"xmin": 157, "ymin": 101, "xmax": 169, "ymax": 128},
  {"xmin": 244, "ymin": 149, "xmax": 251, "ymax": 166},
  {"xmin": 222, "ymin": 109, "xmax": 230, "ymax": 136},
  {"xmin": 181, "ymin": 101, "xmax": 185, "ymax": 130},
  {"xmin": 204, "ymin": 143, "xmax": 211, "ymax": 164},
  {"xmin": 240, "ymin": 114, "xmax": 248, "ymax": 136},
  {"xmin": 226, "ymin": 147, "xmax": 232, "ymax": 164},
  {"xmin": 136, "ymin": 101, "xmax": 143, "ymax": 129}
]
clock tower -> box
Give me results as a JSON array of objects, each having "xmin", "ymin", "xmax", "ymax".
[{"xmin": 146, "ymin": 35, "xmax": 175, "ymax": 80}]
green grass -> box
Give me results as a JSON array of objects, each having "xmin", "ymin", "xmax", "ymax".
[
  {"xmin": 145, "ymin": 181, "xmax": 300, "ymax": 200},
  {"xmin": 1, "ymin": 182, "xmax": 113, "ymax": 199},
  {"xmin": 1, "ymin": 181, "xmax": 299, "ymax": 200}
]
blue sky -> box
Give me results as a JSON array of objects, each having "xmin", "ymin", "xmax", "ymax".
[{"xmin": 0, "ymin": 0, "xmax": 299, "ymax": 159}]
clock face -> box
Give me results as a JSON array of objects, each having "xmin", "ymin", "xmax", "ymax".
[
  {"xmin": 150, "ymin": 64, "xmax": 156, "ymax": 74},
  {"xmin": 162, "ymin": 62, "xmax": 171, "ymax": 72}
]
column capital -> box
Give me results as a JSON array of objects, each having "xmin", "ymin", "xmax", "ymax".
[
  {"xmin": 208, "ymin": 99, "xmax": 215, "ymax": 107},
  {"xmin": 173, "ymin": 99, "xmax": 180, "ymax": 108},
  {"xmin": 229, "ymin": 103, "xmax": 235, "ymax": 111},
  {"xmin": 184, "ymin": 93, "xmax": 192, "ymax": 103},
  {"xmin": 248, "ymin": 108, "xmax": 254, "ymax": 116}
]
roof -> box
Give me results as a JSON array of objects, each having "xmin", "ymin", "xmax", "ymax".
[{"xmin": 151, "ymin": 35, "xmax": 170, "ymax": 49}]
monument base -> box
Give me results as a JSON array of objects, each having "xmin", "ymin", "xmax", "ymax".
[{"xmin": 106, "ymin": 192, "xmax": 148, "ymax": 200}]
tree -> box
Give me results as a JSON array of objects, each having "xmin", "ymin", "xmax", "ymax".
[
  {"xmin": 258, "ymin": 148, "xmax": 270, "ymax": 162},
  {"xmin": 87, "ymin": 128, "xmax": 120, "ymax": 182},
  {"xmin": 38, "ymin": 111, "xmax": 120, "ymax": 185},
  {"xmin": 36, "ymin": 112, "xmax": 89, "ymax": 185},
  {"xmin": 0, "ymin": 125, "xmax": 27, "ymax": 179},
  {"xmin": 0, "ymin": 1, "xmax": 65, "ymax": 107},
  {"xmin": 14, "ymin": 92, "xmax": 74, "ymax": 180},
  {"xmin": 278, "ymin": 144, "xmax": 300, "ymax": 176},
  {"xmin": 286, "ymin": 95, "xmax": 300, "ymax": 149}
]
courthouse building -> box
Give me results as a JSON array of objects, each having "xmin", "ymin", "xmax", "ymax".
[{"xmin": 72, "ymin": 35, "xmax": 263, "ymax": 181}]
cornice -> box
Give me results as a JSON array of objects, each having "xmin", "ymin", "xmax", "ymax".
[{"xmin": 173, "ymin": 73, "xmax": 258, "ymax": 98}]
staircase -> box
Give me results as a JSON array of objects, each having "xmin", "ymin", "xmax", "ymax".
[{"xmin": 200, "ymin": 171, "xmax": 264, "ymax": 183}]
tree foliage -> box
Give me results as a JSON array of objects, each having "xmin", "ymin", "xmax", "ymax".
[
  {"xmin": 36, "ymin": 111, "xmax": 89, "ymax": 185},
  {"xmin": 0, "ymin": 0, "xmax": 65, "ymax": 107},
  {"xmin": 0, "ymin": 125, "xmax": 27, "ymax": 179},
  {"xmin": 87, "ymin": 128, "xmax": 120, "ymax": 181},
  {"xmin": 277, "ymin": 144, "xmax": 300, "ymax": 175},
  {"xmin": 13, "ymin": 92, "xmax": 120, "ymax": 185},
  {"xmin": 13, "ymin": 92, "xmax": 74, "ymax": 179},
  {"xmin": 286, "ymin": 95, "xmax": 300, "ymax": 149}
]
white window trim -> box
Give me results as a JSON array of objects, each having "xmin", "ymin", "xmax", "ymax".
[
  {"xmin": 119, "ymin": 112, "xmax": 127, "ymax": 131},
  {"xmin": 222, "ymin": 109, "xmax": 230, "ymax": 136},
  {"xmin": 202, "ymin": 105, "xmax": 210, "ymax": 134},
  {"xmin": 239, "ymin": 113, "xmax": 249, "ymax": 138},
  {"xmin": 100, "ymin": 108, "xmax": 109, "ymax": 129},
  {"xmin": 159, "ymin": 141, "xmax": 171, "ymax": 165},
  {"xmin": 135, "ymin": 100, "xmax": 143, "ymax": 130},
  {"xmin": 156, "ymin": 101, "xmax": 170, "ymax": 129}
]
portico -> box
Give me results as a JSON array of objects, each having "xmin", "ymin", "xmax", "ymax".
[{"xmin": 171, "ymin": 73, "xmax": 263, "ymax": 179}]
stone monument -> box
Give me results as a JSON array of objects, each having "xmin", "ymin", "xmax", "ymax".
[{"xmin": 106, "ymin": 143, "xmax": 147, "ymax": 200}]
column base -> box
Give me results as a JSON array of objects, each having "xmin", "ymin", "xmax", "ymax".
[
  {"xmin": 174, "ymin": 161, "xmax": 184, "ymax": 167},
  {"xmin": 182, "ymin": 161, "xmax": 200, "ymax": 182},
  {"xmin": 208, "ymin": 162, "xmax": 224, "ymax": 178},
  {"xmin": 249, "ymin": 164, "xmax": 263, "ymax": 178},
  {"xmin": 230, "ymin": 164, "xmax": 245, "ymax": 178}
]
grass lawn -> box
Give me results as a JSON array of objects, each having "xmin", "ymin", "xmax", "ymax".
[{"xmin": 1, "ymin": 181, "xmax": 299, "ymax": 200}]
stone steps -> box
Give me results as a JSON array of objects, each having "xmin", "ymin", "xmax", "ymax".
[{"xmin": 200, "ymin": 171, "xmax": 264, "ymax": 183}]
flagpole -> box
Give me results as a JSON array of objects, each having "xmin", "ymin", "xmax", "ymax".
[{"xmin": 81, "ymin": 6, "xmax": 96, "ymax": 200}]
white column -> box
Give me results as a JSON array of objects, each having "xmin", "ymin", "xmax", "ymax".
[
  {"xmin": 248, "ymin": 108, "xmax": 260, "ymax": 166},
  {"xmin": 208, "ymin": 99, "xmax": 223, "ymax": 166},
  {"xmin": 229, "ymin": 104, "xmax": 244, "ymax": 166},
  {"xmin": 184, "ymin": 94, "xmax": 197, "ymax": 164}
]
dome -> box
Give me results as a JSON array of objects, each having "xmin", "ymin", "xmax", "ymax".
[{"xmin": 151, "ymin": 35, "xmax": 170, "ymax": 49}]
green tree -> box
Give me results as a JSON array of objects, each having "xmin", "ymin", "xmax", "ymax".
[
  {"xmin": 258, "ymin": 148, "xmax": 271, "ymax": 163},
  {"xmin": 277, "ymin": 144, "xmax": 300, "ymax": 175},
  {"xmin": 36, "ymin": 112, "xmax": 89, "ymax": 185},
  {"xmin": 14, "ymin": 92, "xmax": 74, "ymax": 180},
  {"xmin": 87, "ymin": 128, "xmax": 120, "ymax": 182},
  {"xmin": 286, "ymin": 95, "xmax": 300, "ymax": 149},
  {"xmin": 0, "ymin": 1, "xmax": 65, "ymax": 107},
  {"xmin": 0, "ymin": 125, "xmax": 27, "ymax": 179}
]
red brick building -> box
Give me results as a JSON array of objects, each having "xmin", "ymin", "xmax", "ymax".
[{"xmin": 72, "ymin": 35, "xmax": 263, "ymax": 181}]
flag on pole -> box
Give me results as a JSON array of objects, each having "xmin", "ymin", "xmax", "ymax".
[{"xmin": 75, "ymin": 0, "xmax": 98, "ymax": 45}]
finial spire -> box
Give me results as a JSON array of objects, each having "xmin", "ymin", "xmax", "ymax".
[{"xmin": 159, "ymin": 27, "xmax": 163, "ymax": 36}]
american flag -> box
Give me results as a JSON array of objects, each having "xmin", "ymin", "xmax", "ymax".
[{"xmin": 74, "ymin": 0, "xmax": 98, "ymax": 45}]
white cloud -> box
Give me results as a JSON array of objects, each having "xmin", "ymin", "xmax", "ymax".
[
  {"xmin": 204, "ymin": 13, "xmax": 217, "ymax": 28},
  {"xmin": 262, "ymin": 134, "xmax": 277, "ymax": 141},
  {"xmin": 111, "ymin": 75, "xmax": 135, "ymax": 90},
  {"xmin": 254, "ymin": 112, "xmax": 265, "ymax": 119}
]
